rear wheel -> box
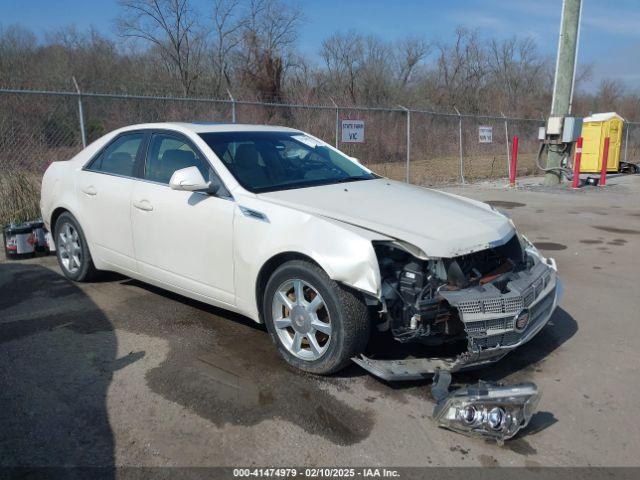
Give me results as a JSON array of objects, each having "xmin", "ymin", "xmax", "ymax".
[
  {"xmin": 54, "ymin": 212, "xmax": 98, "ymax": 282},
  {"xmin": 263, "ymin": 260, "xmax": 370, "ymax": 375}
]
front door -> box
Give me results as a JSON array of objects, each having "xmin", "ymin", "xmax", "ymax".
[{"xmin": 130, "ymin": 131, "xmax": 235, "ymax": 305}]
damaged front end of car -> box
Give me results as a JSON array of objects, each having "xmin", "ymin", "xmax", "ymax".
[{"xmin": 352, "ymin": 231, "xmax": 562, "ymax": 442}]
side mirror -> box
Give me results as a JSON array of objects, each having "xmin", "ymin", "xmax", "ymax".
[{"xmin": 169, "ymin": 166, "xmax": 211, "ymax": 192}]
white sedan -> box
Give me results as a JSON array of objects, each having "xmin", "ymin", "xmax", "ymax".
[{"xmin": 41, "ymin": 123, "xmax": 561, "ymax": 379}]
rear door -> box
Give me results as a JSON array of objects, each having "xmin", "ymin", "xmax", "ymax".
[
  {"xmin": 76, "ymin": 132, "xmax": 145, "ymax": 273},
  {"xmin": 130, "ymin": 131, "xmax": 235, "ymax": 305}
]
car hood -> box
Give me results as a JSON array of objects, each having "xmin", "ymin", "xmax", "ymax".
[{"xmin": 258, "ymin": 178, "xmax": 515, "ymax": 258}]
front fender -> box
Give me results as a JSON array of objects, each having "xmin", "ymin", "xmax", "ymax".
[{"xmin": 232, "ymin": 199, "xmax": 388, "ymax": 321}]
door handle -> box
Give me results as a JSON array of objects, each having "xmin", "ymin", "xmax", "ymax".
[
  {"xmin": 133, "ymin": 199, "xmax": 154, "ymax": 212},
  {"xmin": 81, "ymin": 185, "xmax": 97, "ymax": 196}
]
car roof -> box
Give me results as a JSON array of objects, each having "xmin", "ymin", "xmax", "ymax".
[{"xmin": 119, "ymin": 122, "xmax": 303, "ymax": 134}]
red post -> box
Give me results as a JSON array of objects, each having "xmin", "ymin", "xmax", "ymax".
[
  {"xmin": 600, "ymin": 137, "xmax": 610, "ymax": 186},
  {"xmin": 509, "ymin": 135, "xmax": 518, "ymax": 186},
  {"xmin": 572, "ymin": 137, "xmax": 583, "ymax": 189}
]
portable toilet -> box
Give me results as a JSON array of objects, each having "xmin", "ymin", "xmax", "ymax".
[{"xmin": 577, "ymin": 112, "xmax": 625, "ymax": 173}]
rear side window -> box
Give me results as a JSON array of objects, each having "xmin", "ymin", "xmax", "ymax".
[
  {"xmin": 89, "ymin": 133, "xmax": 143, "ymax": 177},
  {"xmin": 144, "ymin": 133, "xmax": 211, "ymax": 184}
]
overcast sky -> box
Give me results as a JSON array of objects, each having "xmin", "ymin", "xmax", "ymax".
[{"xmin": 3, "ymin": 0, "xmax": 639, "ymax": 93}]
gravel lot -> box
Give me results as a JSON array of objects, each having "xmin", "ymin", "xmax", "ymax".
[{"xmin": 1, "ymin": 175, "xmax": 639, "ymax": 468}]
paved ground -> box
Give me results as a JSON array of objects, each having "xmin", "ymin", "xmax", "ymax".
[{"xmin": 1, "ymin": 174, "xmax": 639, "ymax": 468}]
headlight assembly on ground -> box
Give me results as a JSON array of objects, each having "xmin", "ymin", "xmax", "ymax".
[{"xmin": 432, "ymin": 380, "xmax": 540, "ymax": 443}]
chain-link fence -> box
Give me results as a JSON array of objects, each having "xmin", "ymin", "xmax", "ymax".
[
  {"xmin": 1, "ymin": 87, "xmax": 638, "ymax": 224},
  {"xmin": 623, "ymin": 121, "xmax": 640, "ymax": 164}
]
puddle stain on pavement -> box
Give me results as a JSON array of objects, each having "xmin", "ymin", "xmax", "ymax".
[
  {"xmin": 114, "ymin": 284, "xmax": 374, "ymax": 446},
  {"xmin": 607, "ymin": 238, "xmax": 627, "ymax": 246},
  {"xmin": 592, "ymin": 226, "xmax": 640, "ymax": 235},
  {"xmin": 533, "ymin": 242, "xmax": 567, "ymax": 251},
  {"xmin": 484, "ymin": 201, "xmax": 526, "ymax": 209}
]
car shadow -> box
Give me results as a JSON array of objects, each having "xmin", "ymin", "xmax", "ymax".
[
  {"xmin": 119, "ymin": 278, "xmax": 268, "ymax": 333},
  {"xmin": 0, "ymin": 263, "xmax": 140, "ymax": 476},
  {"xmin": 331, "ymin": 307, "xmax": 578, "ymax": 392},
  {"xmin": 120, "ymin": 276, "xmax": 577, "ymax": 390}
]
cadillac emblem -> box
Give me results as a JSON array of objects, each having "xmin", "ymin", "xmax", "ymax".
[{"xmin": 514, "ymin": 309, "xmax": 530, "ymax": 332}]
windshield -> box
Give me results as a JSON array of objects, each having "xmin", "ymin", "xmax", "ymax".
[{"xmin": 198, "ymin": 131, "xmax": 376, "ymax": 193}]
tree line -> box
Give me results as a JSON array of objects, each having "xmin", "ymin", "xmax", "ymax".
[{"xmin": 1, "ymin": 0, "xmax": 638, "ymax": 120}]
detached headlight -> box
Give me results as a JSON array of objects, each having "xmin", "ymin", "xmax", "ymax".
[{"xmin": 432, "ymin": 381, "xmax": 540, "ymax": 443}]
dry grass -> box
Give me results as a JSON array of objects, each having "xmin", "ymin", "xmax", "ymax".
[
  {"xmin": 0, "ymin": 170, "xmax": 42, "ymax": 226},
  {"xmin": 367, "ymin": 152, "xmax": 541, "ymax": 184}
]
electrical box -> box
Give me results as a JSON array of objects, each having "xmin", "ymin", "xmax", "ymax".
[
  {"xmin": 544, "ymin": 115, "xmax": 582, "ymax": 142},
  {"xmin": 538, "ymin": 127, "xmax": 546, "ymax": 140},
  {"xmin": 547, "ymin": 116, "xmax": 563, "ymax": 135},
  {"xmin": 562, "ymin": 116, "xmax": 582, "ymax": 143}
]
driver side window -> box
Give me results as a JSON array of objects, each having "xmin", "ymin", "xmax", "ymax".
[{"xmin": 144, "ymin": 133, "xmax": 211, "ymax": 185}]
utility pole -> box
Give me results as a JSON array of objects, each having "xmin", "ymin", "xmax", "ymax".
[{"xmin": 545, "ymin": 0, "xmax": 582, "ymax": 185}]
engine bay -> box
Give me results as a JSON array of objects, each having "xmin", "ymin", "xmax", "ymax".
[{"xmin": 375, "ymin": 234, "xmax": 530, "ymax": 346}]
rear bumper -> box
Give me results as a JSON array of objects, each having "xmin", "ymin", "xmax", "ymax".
[{"xmin": 353, "ymin": 262, "xmax": 563, "ymax": 382}]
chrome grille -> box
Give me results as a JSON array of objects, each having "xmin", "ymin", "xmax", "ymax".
[
  {"xmin": 483, "ymin": 297, "xmax": 504, "ymax": 314},
  {"xmin": 472, "ymin": 331, "xmax": 522, "ymax": 349},
  {"xmin": 458, "ymin": 299, "xmax": 482, "ymax": 314},
  {"xmin": 470, "ymin": 288, "xmax": 556, "ymax": 351},
  {"xmin": 465, "ymin": 317, "xmax": 515, "ymax": 335},
  {"xmin": 456, "ymin": 272, "xmax": 550, "ymax": 316},
  {"xmin": 504, "ymin": 297, "xmax": 524, "ymax": 312}
]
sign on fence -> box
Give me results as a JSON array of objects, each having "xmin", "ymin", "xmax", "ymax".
[
  {"xmin": 341, "ymin": 120, "xmax": 365, "ymax": 143},
  {"xmin": 479, "ymin": 125, "xmax": 493, "ymax": 143}
]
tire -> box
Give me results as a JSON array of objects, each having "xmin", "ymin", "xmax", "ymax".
[
  {"xmin": 263, "ymin": 259, "xmax": 370, "ymax": 375},
  {"xmin": 54, "ymin": 212, "xmax": 98, "ymax": 282}
]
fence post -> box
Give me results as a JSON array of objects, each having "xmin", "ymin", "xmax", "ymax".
[
  {"xmin": 399, "ymin": 105, "xmax": 411, "ymax": 183},
  {"xmin": 330, "ymin": 98, "xmax": 339, "ymax": 148},
  {"xmin": 72, "ymin": 77, "xmax": 86, "ymax": 148},
  {"xmin": 454, "ymin": 107, "xmax": 465, "ymax": 184},
  {"xmin": 227, "ymin": 89, "xmax": 236, "ymax": 123},
  {"xmin": 600, "ymin": 136, "xmax": 610, "ymax": 186},
  {"xmin": 501, "ymin": 112, "xmax": 510, "ymax": 179}
]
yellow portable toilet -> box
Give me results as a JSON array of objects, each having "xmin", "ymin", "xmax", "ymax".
[{"xmin": 578, "ymin": 112, "xmax": 625, "ymax": 173}]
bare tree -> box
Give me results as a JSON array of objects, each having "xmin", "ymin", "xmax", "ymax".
[
  {"xmin": 395, "ymin": 36, "xmax": 431, "ymax": 87},
  {"xmin": 321, "ymin": 31, "xmax": 365, "ymax": 103},
  {"xmin": 210, "ymin": 0, "xmax": 245, "ymax": 96},
  {"xmin": 118, "ymin": 0, "xmax": 205, "ymax": 96},
  {"xmin": 237, "ymin": 0, "xmax": 304, "ymax": 101},
  {"xmin": 0, "ymin": 25, "xmax": 37, "ymax": 88},
  {"xmin": 5, "ymin": 16, "xmax": 638, "ymax": 122},
  {"xmin": 595, "ymin": 78, "xmax": 625, "ymax": 111},
  {"xmin": 429, "ymin": 27, "xmax": 495, "ymax": 113}
]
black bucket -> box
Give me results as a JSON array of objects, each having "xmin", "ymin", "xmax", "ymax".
[{"xmin": 585, "ymin": 176, "xmax": 600, "ymax": 187}]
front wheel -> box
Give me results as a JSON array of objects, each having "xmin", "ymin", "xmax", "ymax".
[{"xmin": 263, "ymin": 260, "xmax": 370, "ymax": 375}]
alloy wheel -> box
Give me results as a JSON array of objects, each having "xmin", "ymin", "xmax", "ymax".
[
  {"xmin": 58, "ymin": 222, "xmax": 82, "ymax": 274},
  {"xmin": 272, "ymin": 279, "xmax": 332, "ymax": 361}
]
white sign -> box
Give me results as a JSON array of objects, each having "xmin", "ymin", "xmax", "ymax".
[
  {"xmin": 479, "ymin": 125, "xmax": 493, "ymax": 143},
  {"xmin": 341, "ymin": 120, "xmax": 365, "ymax": 143}
]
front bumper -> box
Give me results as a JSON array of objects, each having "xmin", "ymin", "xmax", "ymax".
[{"xmin": 353, "ymin": 256, "xmax": 562, "ymax": 381}]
